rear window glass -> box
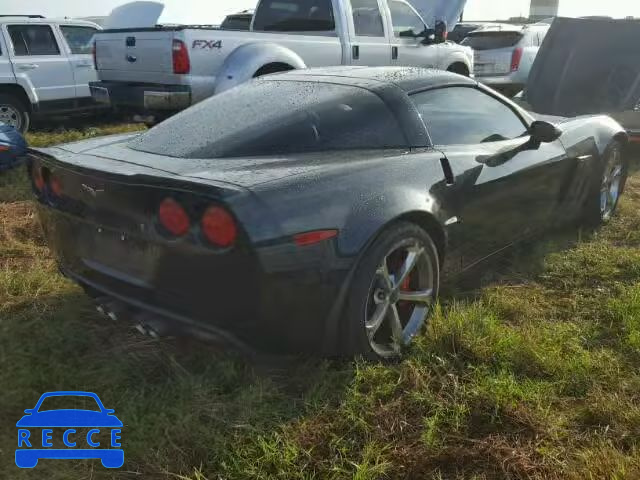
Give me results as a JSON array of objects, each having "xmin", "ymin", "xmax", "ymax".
[
  {"xmin": 60, "ymin": 25, "xmax": 98, "ymax": 54},
  {"xmin": 462, "ymin": 31, "xmax": 523, "ymax": 50},
  {"xmin": 253, "ymin": 0, "xmax": 335, "ymax": 31},
  {"xmin": 129, "ymin": 80, "xmax": 407, "ymax": 158},
  {"xmin": 221, "ymin": 15, "xmax": 252, "ymax": 30}
]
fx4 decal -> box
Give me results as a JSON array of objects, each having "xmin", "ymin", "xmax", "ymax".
[{"xmin": 192, "ymin": 40, "xmax": 223, "ymax": 50}]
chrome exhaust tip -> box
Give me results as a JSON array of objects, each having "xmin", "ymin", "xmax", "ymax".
[{"xmin": 134, "ymin": 313, "xmax": 170, "ymax": 339}]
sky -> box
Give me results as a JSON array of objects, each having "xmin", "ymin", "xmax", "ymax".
[{"xmin": 4, "ymin": 0, "xmax": 640, "ymax": 24}]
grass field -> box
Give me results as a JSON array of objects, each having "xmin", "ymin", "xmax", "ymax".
[{"xmin": 1, "ymin": 126, "xmax": 639, "ymax": 479}]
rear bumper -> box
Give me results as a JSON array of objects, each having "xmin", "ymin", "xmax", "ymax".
[
  {"xmin": 37, "ymin": 204, "xmax": 349, "ymax": 355},
  {"xmin": 90, "ymin": 81, "xmax": 192, "ymax": 112}
]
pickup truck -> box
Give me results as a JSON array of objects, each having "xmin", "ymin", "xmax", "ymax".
[
  {"xmin": 90, "ymin": 0, "xmax": 473, "ymax": 119},
  {"xmin": 0, "ymin": 15, "xmax": 102, "ymax": 132}
]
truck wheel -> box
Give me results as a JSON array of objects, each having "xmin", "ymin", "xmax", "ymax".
[
  {"xmin": 447, "ymin": 63, "xmax": 470, "ymax": 77},
  {"xmin": 253, "ymin": 63, "xmax": 294, "ymax": 78},
  {"xmin": 0, "ymin": 94, "xmax": 30, "ymax": 133}
]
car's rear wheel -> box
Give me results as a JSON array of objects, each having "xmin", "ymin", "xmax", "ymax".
[
  {"xmin": 584, "ymin": 140, "xmax": 627, "ymax": 225},
  {"xmin": 344, "ymin": 222, "xmax": 439, "ymax": 360},
  {"xmin": 0, "ymin": 94, "xmax": 30, "ymax": 133}
]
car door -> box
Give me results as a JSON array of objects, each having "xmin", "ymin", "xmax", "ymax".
[
  {"xmin": 58, "ymin": 24, "xmax": 99, "ymax": 99},
  {"xmin": 346, "ymin": 0, "xmax": 392, "ymax": 66},
  {"xmin": 409, "ymin": 85, "xmax": 570, "ymax": 268},
  {"xmin": 5, "ymin": 23, "xmax": 76, "ymax": 104},
  {"xmin": 387, "ymin": 0, "xmax": 439, "ymax": 67}
]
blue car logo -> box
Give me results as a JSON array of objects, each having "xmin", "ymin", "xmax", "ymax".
[{"xmin": 16, "ymin": 391, "xmax": 123, "ymax": 469}]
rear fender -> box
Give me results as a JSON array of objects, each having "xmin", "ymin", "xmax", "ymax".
[{"xmin": 213, "ymin": 42, "xmax": 306, "ymax": 94}]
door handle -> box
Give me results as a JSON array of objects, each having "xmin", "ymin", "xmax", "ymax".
[
  {"xmin": 76, "ymin": 63, "xmax": 93, "ymax": 68},
  {"xmin": 392, "ymin": 46, "xmax": 398, "ymax": 60},
  {"xmin": 17, "ymin": 63, "xmax": 39, "ymax": 71},
  {"xmin": 352, "ymin": 45, "xmax": 360, "ymax": 60}
]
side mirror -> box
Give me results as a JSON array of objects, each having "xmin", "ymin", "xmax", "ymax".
[
  {"xmin": 398, "ymin": 29, "xmax": 417, "ymax": 39},
  {"xmin": 529, "ymin": 120, "xmax": 562, "ymax": 144},
  {"xmin": 434, "ymin": 19, "xmax": 448, "ymax": 44}
]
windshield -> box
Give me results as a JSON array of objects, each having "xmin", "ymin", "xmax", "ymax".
[
  {"xmin": 462, "ymin": 31, "xmax": 523, "ymax": 50},
  {"xmin": 38, "ymin": 395, "xmax": 101, "ymax": 412},
  {"xmin": 129, "ymin": 80, "xmax": 407, "ymax": 158}
]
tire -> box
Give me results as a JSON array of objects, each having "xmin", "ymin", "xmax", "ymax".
[
  {"xmin": 447, "ymin": 63, "xmax": 470, "ymax": 77},
  {"xmin": 253, "ymin": 63, "xmax": 294, "ymax": 78},
  {"xmin": 583, "ymin": 140, "xmax": 628, "ymax": 226},
  {"xmin": 0, "ymin": 93, "xmax": 30, "ymax": 133},
  {"xmin": 343, "ymin": 222, "xmax": 440, "ymax": 361}
]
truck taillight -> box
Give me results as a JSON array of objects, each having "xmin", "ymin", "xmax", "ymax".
[
  {"xmin": 172, "ymin": 39, "xmax": 190, "ymax": 74},
  {"xmin": 511, "ymin": 47, "xmax": 523, "ymax": 72},
  {"xmin": 92, "ymin": 41, "xmax": 97, "ymax": 69}
]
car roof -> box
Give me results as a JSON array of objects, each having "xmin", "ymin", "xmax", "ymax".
[
  {"xmin": 0, "ymin": 16, "xmax": 100, "ymax": 28},
  {"xmin": 265, "ymin": 66, "xmax": 477, "ymax": 93}
]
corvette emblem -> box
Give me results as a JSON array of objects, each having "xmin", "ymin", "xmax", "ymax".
[{"xmin": 81, "ymin": 184, "xmax": 104, "ymax": 197}]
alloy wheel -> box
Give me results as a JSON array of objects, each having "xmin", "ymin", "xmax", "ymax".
[
  {"xmin": 0, "ymin": 104, "xmax": 22, "ymax": 130},
  {"xmin": 600, "ymin": 147, "xmax": 624, "ymax": 221},
  {"xmin": 364, "ymin": 239, "xmax": 436, "ymax": 358}
]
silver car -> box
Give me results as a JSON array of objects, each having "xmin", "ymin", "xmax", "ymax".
[{"xmin": 462, "ymin": 23, "xmax": 550, "ymax": 96}]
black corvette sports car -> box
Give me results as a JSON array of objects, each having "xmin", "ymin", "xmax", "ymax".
[{"xmin": 29, "ymin": 67, "xmax": 629, "ymax": 360}]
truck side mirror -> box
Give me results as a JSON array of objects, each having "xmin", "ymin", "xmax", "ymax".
[{"xmin": 434, "ymin": 19, "xmax": 448, "ymax": 43}]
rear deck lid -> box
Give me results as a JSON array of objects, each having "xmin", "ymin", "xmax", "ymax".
[{"xmin": 525, "ymin": 17, "xmax": 640, "ymax": 124}]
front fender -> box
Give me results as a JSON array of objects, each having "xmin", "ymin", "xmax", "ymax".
[{"xmin": 213, "ymin": 43, "xmax": 307, "ymax": 95}]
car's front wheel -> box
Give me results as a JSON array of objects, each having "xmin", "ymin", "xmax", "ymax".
[
  {"xmin": 584, "ymin": 140, "xmax": 627, "ymax": 225},
  {"xmin": 344, "ymin": 222, "xmax": 440, "ymax": 360}
]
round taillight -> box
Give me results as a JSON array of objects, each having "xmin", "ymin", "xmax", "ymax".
[
  {"xmin": 33, "ymin": 165, "xmax": 45, "ymax": 191},
  {"xmin": 158, "ymin": 198, "xmax": 190, "ymax": 237},
  {"xmin": 50, "ymin": 175, "xmax": 63, "ymax": 197},
  {"xmin": 201, "ymin": 206, "xmax": 237, "ymax": 248}
]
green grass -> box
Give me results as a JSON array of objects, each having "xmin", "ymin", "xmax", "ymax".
[{"xmin": 1, "ymin": 129, "xmax": 639, "ymax": 479}]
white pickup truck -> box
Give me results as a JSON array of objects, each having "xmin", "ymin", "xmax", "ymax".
[{"xmin": 90, "ymin": 0, "xmax": 473, "ymax": 119}]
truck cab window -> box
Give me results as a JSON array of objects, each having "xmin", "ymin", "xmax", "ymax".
[
  {"xmin": 389, "ymin": 0, "xmax": 425, "ymax": 37},
  {"xmin": 8, "ymin": 25, "xmax": 60, "ymax": 56},
  {"xmin": 253, "ymin": 0, "xmax": 335, "ymax": 32},
  {"xmin": 350, "ymin": 0, "xmax": 385, "ymax": 37}
]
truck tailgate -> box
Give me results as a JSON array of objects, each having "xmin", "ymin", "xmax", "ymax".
[{"xmin": 95, "ymin": 30, "xmax": 176, "ymax": 80}]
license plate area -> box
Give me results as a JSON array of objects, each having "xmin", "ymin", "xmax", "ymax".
[{"xmin": 80, "ymin": 230, "xmax": 160, "ymax": 288}]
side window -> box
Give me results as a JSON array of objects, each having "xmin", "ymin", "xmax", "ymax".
[
  {"xmin": 389, "ymin": 0, "xmax": 426, "ymax": 38},
  {"xmin": 410, "ymin": 87, "xmax": 528, "ymax": 145},
  {"xmin": 350, "ymin": 0, "xmax": 385, "ymax": 37},
  {"xmin": 8, "ymin": 25, "xmax": 60, "ymax": 56},
  {"xmin": 60, "ymin": 26, "xmax": 98, "ymax": 54}
]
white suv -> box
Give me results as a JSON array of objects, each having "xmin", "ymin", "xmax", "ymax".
[
  {"xmin": 0, "ymin": 15, "xmax": 102, "ymax": 132},
  {"xmin": 462, "ymin": 23, "xmax": 550, "ymax": 97}
]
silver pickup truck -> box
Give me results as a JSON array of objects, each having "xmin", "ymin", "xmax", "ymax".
[{"xmin": 90, "ymin": 0, "xmax": 473, "ymax": 119}]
